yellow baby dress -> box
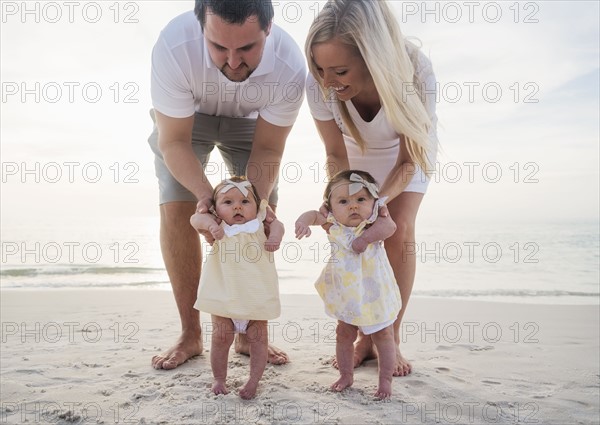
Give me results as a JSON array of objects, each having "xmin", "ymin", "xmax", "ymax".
[
  {"xmin": 194, "ymin": 200, "xmax": 280, "ymax": 320},
  {"xmin": 314, "ymin": 200, "xmax": 401, "ymax": 327}
]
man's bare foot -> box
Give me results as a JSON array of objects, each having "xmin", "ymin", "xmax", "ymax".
[
  {"xmin": 332, "ymin": 335, "xmax": 375, "ymax": 369},
  {"xmin": 330, "ymin": 374, "xmax": 353, "ymax": 392},
  {"xmin": 234, "ymin": 336, "xmax": 289, "ymax": 365},
  {"xmin": 212, "ymin": 379, "xmax": 229, "ymax": 395},
  {"xmin": 151, "ymin": 332, "xmax": 203, "ymax": 370},
  {"xmin": 375, "ymin": 376, "xmax": 393, "ymax": 399},
  {"xmin": 393, "ymin": 346, "xmax": 411, "ymax": 376},
  {"xmin": 239, "ymin": 379, "xmax": 259, "ymax": 399}
]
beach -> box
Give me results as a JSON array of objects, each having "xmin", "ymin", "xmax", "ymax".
[{"xmin": 1, "ymin": 290, "xmax": 598, "ymax": 424}]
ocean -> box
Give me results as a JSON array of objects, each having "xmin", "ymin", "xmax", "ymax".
[{"xmin": 1, "ymin": 217, "xmax": 598, "ymax": 305}]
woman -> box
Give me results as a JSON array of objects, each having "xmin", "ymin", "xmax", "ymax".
[{"xmin": 305, "ymin": 0, "xmax": 439, "ymax": 376}]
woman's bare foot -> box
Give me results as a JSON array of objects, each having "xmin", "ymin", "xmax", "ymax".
[
  {"xmin": 332, "ymin": 339, "xmax": 412, "ymax": 376},
  {"xmin": 375, "ymin": 375, "xmax": 393, "ymax": 399},
  {"xmin": 234, "ymin": 336, "xmax": 289, "ymax": 365},
  {"xmin": 332, "ymin": 335, "xmax": 375, "ymax": 369},
  {"xmin": 393, "ymin": 347, "xmax": 411, "ymax": 376},
  {"xmin": 331, "ymin": 374, "xmax": 354, "ymax": 392},
  {"xmin": 239, "ymin": 379, "xmax": 260, "ymax": 399},
  {"xmin": 151, "ymin": 331, "xmax": 203, "ymax": 370},
  {"xmin": 212, "ymin": 379, "xmax": 229, "ymax": 395}
]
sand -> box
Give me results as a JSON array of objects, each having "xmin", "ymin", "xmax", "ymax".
[{"xmin": 1, "ymin": 290, "xmax": 598, "ymax": 424}]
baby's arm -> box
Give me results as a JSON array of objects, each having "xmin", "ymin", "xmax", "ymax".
[
  {"xmin": 295, "ymin": 210, "xmax": 328, "ymax": 239},
  {"xmin": 190, "ymin": 212, "xmax": 224, "ymax": 241},
  {"xmin": 352, "ymin": 214, "xmax": 397, "ymax": 254},
  {"xmin": 264, "ymin": 218, "xmax": 284, "ymax": 252}
]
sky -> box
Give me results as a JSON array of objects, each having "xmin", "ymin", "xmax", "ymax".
[{"xmin": 1, "ymin": 0, "xmax": 599, "ymax": 232}]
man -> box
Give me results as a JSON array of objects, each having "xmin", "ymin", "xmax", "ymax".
[{"xmin": 148, "ymin": 0, "xmax": 306, "ymax": 370}]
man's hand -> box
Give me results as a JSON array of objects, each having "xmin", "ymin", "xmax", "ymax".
[
  {"xmin": 263, "ymin": 204, "xmax": 276, "ymax": 224},
  {"xmin": 196, "ymin": 198, "xmax": 213, "ymax": 215}
]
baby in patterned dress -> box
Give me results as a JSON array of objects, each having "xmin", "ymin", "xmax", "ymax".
[
  {"xmin": 295, "ymin": 170, "xmax": 401, "ymax": 399},
  {"xmin": 190, "ymin": 176, "xmax": 284, "ymax": 400}
]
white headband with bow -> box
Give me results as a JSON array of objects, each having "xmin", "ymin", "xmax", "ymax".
[
  {"xmin": 348, "ymin": 173, "xmax": 379, "ymax": 198},
  {"xmin": 219, "ymin": 179, "xmax": 252, "ymax": 196},
  {"xmin": 327, "ymin": 173, "xmax": 379, "ymax": 201}
]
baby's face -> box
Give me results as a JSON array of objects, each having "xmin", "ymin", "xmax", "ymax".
[
  {"xmin": 214, "ymin": 188, "xmax": 258, "ymax": 225},
  {"xmin": 329, "ymin": 184, "xmax": 375, "ymax": 227}
]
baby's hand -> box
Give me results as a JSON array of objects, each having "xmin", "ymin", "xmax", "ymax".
[
  {"xmin": 264, "ymin": 238, "xmax": 281, "ymax": 252},
  {"xmin": 208, "ymin": 223, "xmax": 224, "ymax": 241},
  {"xmin": 295, "ymin": 221, "xmax": 312, "ymax": 239},
  {"xmin": 351, "ymin": 236, "xmax": 368, "ymax": 254},
  {"xmin": 190, "ymin": 212, "xmax": 223, "ymax": 244}
]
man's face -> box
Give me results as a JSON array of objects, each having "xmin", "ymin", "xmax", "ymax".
[{"xmin": 203, "ymin": 12, "xmax": 270, "ymax": 82}]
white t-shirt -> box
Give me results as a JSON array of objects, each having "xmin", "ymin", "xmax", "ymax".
[
  {"xmin": 151, "ymin": 11, "xmax": 306, "ymax": 127},
  {"xmin": 306, "ymin": 44, "xmax": 438, "ymax": 189}
]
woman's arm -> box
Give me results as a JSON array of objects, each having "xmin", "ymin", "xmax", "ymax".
[
  {"xmin": 377, "ymin": 136, "xmax": 417, "ymax": 203},
  {"xmin": 314, "ymin": 119, "xmax": 350, "ymax": 179},
  {"xmin": 352, "ymin": 214, "xmax": 397, "ymax": 253}
]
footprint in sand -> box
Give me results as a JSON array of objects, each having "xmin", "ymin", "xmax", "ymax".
[
  {"xmin": 469, "ymin": 345, "xmax": 494, "ymax": 352},
  {"xmin": 404, "ymin": 379, "xmax": 427, "ymax": 387}
]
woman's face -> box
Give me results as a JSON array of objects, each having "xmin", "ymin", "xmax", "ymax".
[{"xmin": 311, "ymin": 39, "xmax": 374, "ymax": 102}]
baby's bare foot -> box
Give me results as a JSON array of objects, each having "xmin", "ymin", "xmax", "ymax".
[
  {"xmin": 330, "ymin": 374, "xmax": 353, "ymax": 392},
  {"xmin": 374, "ymin": 376, "xmax": 392, "ymax": 399},
  {"xmin": 239, "ymin": 379, "xmax": 259, "ymax": 399},
  {"xmin": 212, "ymin": 379, "xmax": 229, "ymax": 395}
]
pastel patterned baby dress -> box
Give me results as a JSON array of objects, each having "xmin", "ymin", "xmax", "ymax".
[{"xmin": 315, "ymin": 200, "xmax": 401, "ymax": 327}]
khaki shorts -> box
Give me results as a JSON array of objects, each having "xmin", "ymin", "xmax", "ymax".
[{"xmin": 147, "ymin": 110, "xmax": 278, "ymax": 205}]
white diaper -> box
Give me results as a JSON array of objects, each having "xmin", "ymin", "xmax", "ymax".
[
  {"xmin": 359, "ymin": 318, "xmax": 395, "ymax": 335},
  {"xmin": 232, "ymin": 319, "xmax": 250, "ymax": 334}
]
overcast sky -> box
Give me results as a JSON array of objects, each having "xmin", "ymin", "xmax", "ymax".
[{"xmin": 1, "ymin": 1, "xmax": 598, "ymax": 227}]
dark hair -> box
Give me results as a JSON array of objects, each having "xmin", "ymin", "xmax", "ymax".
[
  {"xmin": 195, "ymin": 0, "xmax": 274, "ymax": 31},
  {"xmin": 323, "ymin": 169, "xmax": 379, "ymax": 208}
]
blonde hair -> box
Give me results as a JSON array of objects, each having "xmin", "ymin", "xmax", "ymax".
[{"xmin": 305, "ymin": 0, "xmax": 434, "ymax": 174}]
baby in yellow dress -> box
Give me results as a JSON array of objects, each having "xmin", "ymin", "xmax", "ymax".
[
  {"xmin": 190, "ymin": 176, "xmax": 284, "ymax": 399},
  {"xmin": 295, "ymin": 170, "xmax": 401, "ymax": 399}
]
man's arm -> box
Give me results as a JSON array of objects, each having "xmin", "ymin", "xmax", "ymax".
[
  {"xmin": 155, "ymin": 110, "xmax": 214, "ymax": 211},
  {"xmin": 246, "ymin": 116, "xmax": 292, "ymax": 207}
]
